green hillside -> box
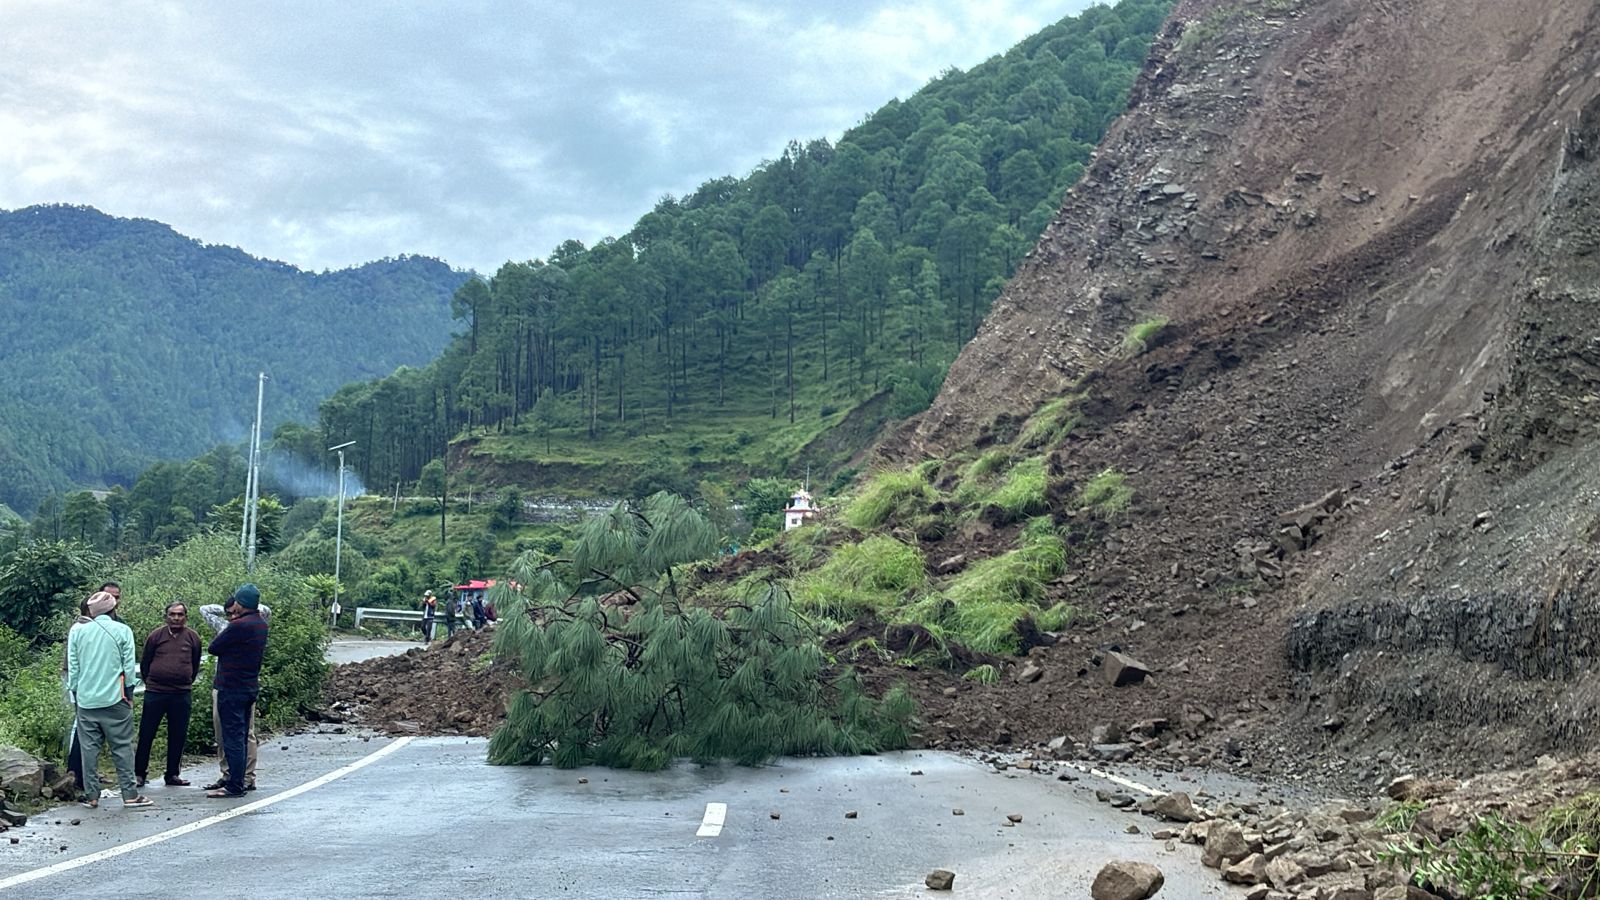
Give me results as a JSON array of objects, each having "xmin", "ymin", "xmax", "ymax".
[
  {"xmin": 312, "ymin": 0, "xmax": 1173, "ymax": 495},
  {"xmin": 0, "ymin": 205, "xmax": 468, "ymax": 513}
]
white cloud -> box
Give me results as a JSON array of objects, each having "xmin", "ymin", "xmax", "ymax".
[{"xmin": 0, "ymin": 0, "xmax": 1095, "ymax": 273}]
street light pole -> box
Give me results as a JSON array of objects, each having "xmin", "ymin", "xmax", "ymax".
[
  {"xmin": 328, "ymin": 440, "xmax": 356, "ymax": 628},
  {"xmin": 243, "ymin": 372, "xmax": 268, "ymax": 571}
]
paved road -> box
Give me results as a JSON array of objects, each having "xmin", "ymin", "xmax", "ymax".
[
  {"xmin": 326, "ymin": 639, "xmax": 423, "ymax": 665},
  {"xmin": 0, "ymin": 735, "xmax": 1251, "ymax": 898}
]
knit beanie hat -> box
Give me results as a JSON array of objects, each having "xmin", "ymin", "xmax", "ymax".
[
  {"xmin": 231, "ymin": 583, "xmax": 261, "ymax": 610},
  {"xmin": 87, "ymin": 591, "xmax": 118, "ymax": 618}
]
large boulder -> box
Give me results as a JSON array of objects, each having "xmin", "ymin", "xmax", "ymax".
[
  {"xmin": 1149, "ymin": 791, "xmax": 1206, "ymax": 823},
  {"xmin": 1091, "ymin": 860, "xmax": 1164, "ymax": 900},
  {"xmin": 0, "ymin": 748, "xmax": 45, "ymax": 799},
  {"xmin": 1202, "ymin": 822, "xmax": 1251, "ymax": 869}
]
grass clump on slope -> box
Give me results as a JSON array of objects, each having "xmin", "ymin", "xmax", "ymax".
[
  {"xmin": 792, "ymin": 535, "xmax": 927, "ymax": 622},
  {"xmin": 1079, "ymin": 468, "xmax": 1133, "ymax": 517},
  {"xmin": 1018, "ymin": 394, "xmax": 1082, "ymax": 449},
  {"xmin": 897, "ymin": 518, "xmax": 1075, "ymax": 656},
  {"xmin": 843, "ymin": 470, "xmax": 938, "ymax": 530},
  {"xmin": 981, "ymin": 456, "xmax": 1049, "ymax": 524}
]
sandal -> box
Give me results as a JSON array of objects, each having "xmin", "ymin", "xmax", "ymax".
[
  {"xmin": 164, "ymin": 776, "xmax": 191, "ymax": 786},
  {"xmin": 79, "ymin": 799, "xmax": 98, "ymax": 809},
  {"xmin": 123, "ymin": 796, "xmax": 154, "ymax": 808},
  {"xmin": 205, "ymin": 789, "xmax": 245, "ymax": 799},
  {"xmin": 201, "ymin": 780, "xmax": 225, "ymax": 791}
]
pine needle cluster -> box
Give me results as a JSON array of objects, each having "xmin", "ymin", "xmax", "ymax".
[{"xmin": 487, "ymin": 492, "xmax": 915, "ymax": 769}]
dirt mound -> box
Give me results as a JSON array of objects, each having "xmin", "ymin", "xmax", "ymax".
[{"xmin": 321, "ymin": 630, "xmax": 519, "ymax": 736}]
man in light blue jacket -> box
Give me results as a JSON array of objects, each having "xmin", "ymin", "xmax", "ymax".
[{"xmin": 65, "ymin": 590, "xmax": 154, "ymax": 809}]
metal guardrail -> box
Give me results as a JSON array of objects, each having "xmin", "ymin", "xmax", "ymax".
[{"xmin": 353, "ymin": 607, "xmax": 427, "ymax": 628}]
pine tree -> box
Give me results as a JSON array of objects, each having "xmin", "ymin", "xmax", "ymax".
[{"xmin": 487, "ymin": 492, "xmax": 915, "ymax": 769}]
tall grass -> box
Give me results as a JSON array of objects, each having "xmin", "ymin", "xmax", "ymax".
[
  {"xmin": 896, "ymin": 518, "xmax": 1074, "ymax": 655},
  {"xmin": 982, "ymin": 456, "xmax": 1049, "ymax": 524},
  {"xmin": 1018, "ymin": 395, "xmax": 1082, "ymax": 449},
  {"xmin": 1118, "ymin": 316, "xmax": 1169, "ymax": 358},
  {"xmin": 791, "ymin": 535, "xmax": 927, "ymax": 620},
  {"xmin": 843, "ymin": 471, "xmax": 938, "ymax": 530},
  {"xmin": 1079, "ymin": 468, "xmax": 1133, "ymax": 517}
]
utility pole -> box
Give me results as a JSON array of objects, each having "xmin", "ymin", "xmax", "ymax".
[
  {"xmin": 243, "ymin": 372, "xmax": 268, "ymax": 571},
  {"xmin": 329, "ymin": 440, "xmax": 356, "ymax": 628}
]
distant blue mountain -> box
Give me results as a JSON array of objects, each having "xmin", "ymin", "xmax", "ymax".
[{"xmin": 0, "ymin": 204, "xmax": 466, "ymax": 513}]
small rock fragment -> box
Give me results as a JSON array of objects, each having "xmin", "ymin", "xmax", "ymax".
[{"xmin": 925, "ymin": 869, "xmax": 956, "ymax": 891}]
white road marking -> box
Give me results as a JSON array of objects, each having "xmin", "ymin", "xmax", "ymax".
[
  {"xmin": 696, "ymin": 801, "xmax": 728, "ymax": 837},
  {"xmin": 1058, "ymin": 761, "xmax": 1164, "ymax": 797},
  {"xmin": 0, "ymin": 736, "xmax": 415, "ymax": 893}
]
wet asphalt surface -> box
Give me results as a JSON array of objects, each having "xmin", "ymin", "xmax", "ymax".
[
  {"xmin": 324, "ymin": 638, "xmax": 424, "ymax": 665},
  {"xmin": 1, "ymin": 641, "xmax": 1256, "ymax": 898}
]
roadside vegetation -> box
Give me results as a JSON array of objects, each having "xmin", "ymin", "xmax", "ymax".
[
  {"xmin": 487, "ymin": 493, "xmax": 915, "ymax": 769},
  {"xmin": 1383, "ymin": 793, "xmax": 1600, "ymax": 897},
  {"xmin": 0, "ymin": 534, "xmax": 327, "ymax": 766}
]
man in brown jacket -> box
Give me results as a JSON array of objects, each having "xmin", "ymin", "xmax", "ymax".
[{"xmin": 134, "ymin": 601, "xmax": 202, "ymax": 787}]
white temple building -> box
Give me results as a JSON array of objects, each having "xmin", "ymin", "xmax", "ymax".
[{"xmin": 782, "ymin": 486, "xmax": 820, "ymax": 531}]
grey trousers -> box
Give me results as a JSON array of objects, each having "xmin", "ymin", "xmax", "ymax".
[
  {"xmin": 211, "ymin": 688, "xmax": 258, "ymax": 783},
  {"xmin": 76, "ymin": 702, "xmax": 138, "ymax": 801}
]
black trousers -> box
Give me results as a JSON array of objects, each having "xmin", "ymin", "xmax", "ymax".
[{"xmin": 135, "ymin": 690, "xmax": 192, "ymax": 779}]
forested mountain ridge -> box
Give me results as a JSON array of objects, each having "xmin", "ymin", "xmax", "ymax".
[
  {"xmin": 310, "ymin": 0, "xmax": 1174, "ymax": 497},
  {"xmin": 0, "ymin": 204, "xmax": 466, "ymax": 513}
]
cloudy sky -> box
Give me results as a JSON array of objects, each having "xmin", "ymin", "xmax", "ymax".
[{"xmin": 0, "ymin": 0, "xmax": 1094, "ymax": 275}]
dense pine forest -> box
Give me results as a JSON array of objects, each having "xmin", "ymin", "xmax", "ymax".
[
  {"xmin": 0, "ymin": 0, "xmax": 1171, "ymax": 576},
  {"xmin": 0, "ymin": 205, "xmax": 467, "ymax": 514},
  {"xmin": 314, "ymin": 0, "xmax": 1171, "ymax": 494}
]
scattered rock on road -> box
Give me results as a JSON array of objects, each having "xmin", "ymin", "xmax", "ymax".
[
  {"xmin": 1148, "ymin": 791, "xmax": 1206, "ymax": 823},
  {"xmin": 1091, "ymin": 860, "xmax": 1164, "ymax": 900},
  {"xmin": 925, "ymin": 869, "xmax": 956, "ymax": 891},
  {"xmin": 0, "ymin": 747, "xmax": 45, "ymax": 799}
]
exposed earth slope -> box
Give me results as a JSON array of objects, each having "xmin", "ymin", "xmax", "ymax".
[{"xmin": 892, "ymin": 0, "xmax": 1600, "ymax": 783}]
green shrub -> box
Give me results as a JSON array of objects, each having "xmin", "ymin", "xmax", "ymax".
[
  {"xmin": 1035, "ymin": 602, "xmax": 1079, "ymax": 632},
  {"xmin": 0, "ymin": 539, "xmax": 105, "ymax": 643},
  {"xmin": 946, "ymin": 529, "xmax": 1065, "ymax": 607},
  {"xmin": 1385, "ymin": 811, "xmax": 1595, "ymax": 899},
  {"xmin": 0, "ymin": 651, "xmax": 73, "ymax": 762},
  {"xmin": 0, "ymin": 623, "xmax": 30, "ymax": 681},
  {"xmin": 843, "ymin": 471, "xmax": 937, "ymax": 530},
  {"xmin": 120, "ymin": 533, "xmax": 330, "ymax": 738},
  {"xmin": 1080, "ymin": 468, "xmax": 1133, "ymax": 516},
  {"xmin": 949, "ymin": 597, "xmax": 1039, "ymax": 655},
  {"xmin": 951, "ymin": 451, "xmax": 1010, "ymax": 508}
]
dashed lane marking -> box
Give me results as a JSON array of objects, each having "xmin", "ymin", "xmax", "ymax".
[
  {"xmin": 0, "ymin": 736, "xmax": 415, "ymax": 893},
  {"xmin": 696, "ymin": 801, "xmax": 728, "ymax": 837},
  {"xmin": 1058, "ymin": 761, "xmax": 1165, "ymax": 797}
]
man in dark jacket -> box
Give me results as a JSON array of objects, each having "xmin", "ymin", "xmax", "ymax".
[
  {"xmin": 205, "ymin": 584, "xmax": 269, "ymax": 799},
  {"xmin": 134, "ymin": 601, "xmax": 201, "ymax": 787}
]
